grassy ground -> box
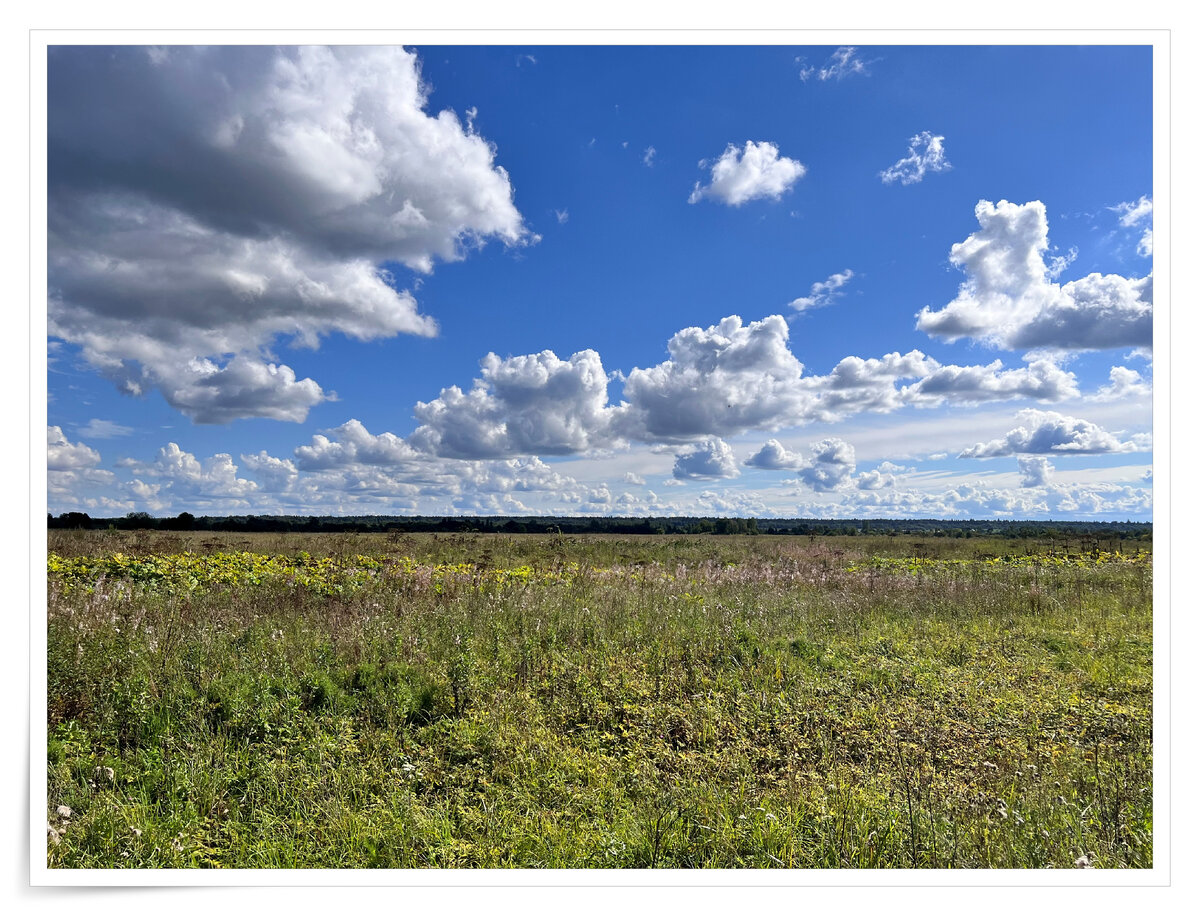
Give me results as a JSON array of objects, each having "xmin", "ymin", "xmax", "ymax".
[{"xmin": 45, "ymin": 531, "xmax": 1152, "ymax": 868}]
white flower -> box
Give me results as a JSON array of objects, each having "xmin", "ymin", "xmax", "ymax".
[{"xmin": 56, "ymin": 804, "xmax": 73, "ymax": 819}]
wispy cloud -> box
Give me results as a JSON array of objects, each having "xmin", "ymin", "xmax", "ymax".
[
  {"xmin": 789, "ymin": 269, "xmax": 854, "ymax": 312},
  {"xmin": 643, "ymin": 145, "xmax": 656, "ymax": 167},
  {"xmin": 797, "ymin": 47, "xmax": 874, "ymax": 83},
  {"xmin": 77, "ymin": 418, "xmax": 134, "ymax": 439},
  {"xmin": 1110, "ymin": 195, "xmax": 1153, "ymax": 257},
  {"xmin": 880, "ymin": 131, "xmax": 950, "ymax": 185}
]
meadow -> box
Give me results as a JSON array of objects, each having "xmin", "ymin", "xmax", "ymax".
[{"xmin": 45, "ymin": 529, "xmax": 1152, "ymax": 869}]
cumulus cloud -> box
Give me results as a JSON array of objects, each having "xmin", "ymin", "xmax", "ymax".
[
  {"xmin": 744, "ymin": 438, "xmax": 807, "ymax": 471},
  {"xmin": 402, "ymin": 314, "xmax": 1081, "ymax": 461},
  {"xmin": 747, "ymin": 436, "xmax": 857, "ymax": 492},
  {"xmin": 1018, "ymin": 456, "xmax": 1054, "ymax": 487},
  {"xmin": 958, "ymin": 410, "xmax": 1146, "ymax": 458},
  {"xmin": 915, "ymin": 200, "xmax": 1152, "ymax": 352},
  {"xmin": 1091, "ymin": 365, "xmax": 1151, "ymax": 401},
  {"xmin": 673, "ymin": 438, "xmax": 740, "ymax": 480},
  {"xmin": 879, "ymin": 131, "xmax": 950, "ymax": 185},
  {"xmin": 295, "ymin": 419, "xmax": 419, "ymax": 469},
  {"xmin": 239, "ymin": 450, "xmax": 300, "ymax": 491},
  {"xmin": 48, "ymin": 426, "xmax": 100, "ymax": 470},
  {"xmin": 847, "ymin": 480, "xmax": 1150, "ymax": 519},
  {"xmin": 116, "ymin": 443, "xmax": 258, "ymax": 501},
  {"xmin": 48, "ymin": 46, "xmax": 531, "ymax": 422},
  {"xmin": 688, "ymin": 142, "xmax": 806, "ymax": 206},
  {"xmin": 800, "ymin": 351, "xmax": 1076, "ymax": 421},
  {"xmin": 789, "ymin": 269, "xmax": 854, "ymax": 312},
  {"xmin": 621, "ymin": 315, "xmax": 809, "ymax": 441},
  {"xmin": 48, "ymin": 427, "xmax": 119, "ymax": 510},
  {"xmin": 899, "ymin": 358, "xmax": 1079, "ymax": 406},
  {"xmin": 793, "ymin": 438, "xmax": 856, "ymax": 492},
  {"xmin": 855, "ymin": 469, "xmax": 893, "ymax": 490},
  {"xmin": 409, "ymin": 349, "xmax": 617, "ymax": 459}
]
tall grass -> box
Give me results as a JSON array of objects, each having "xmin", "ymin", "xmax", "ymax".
[{"xmin": 46, "ymin": 533, "xmax": 1151, "ymax": 868}]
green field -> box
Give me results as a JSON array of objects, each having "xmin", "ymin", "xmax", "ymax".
[{"xmin": 45, "ymin": 530, "xmax": 1153, "ymax": 868}]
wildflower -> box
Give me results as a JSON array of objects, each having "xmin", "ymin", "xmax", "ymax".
[
  {"xmin": 130, "ymin": 827, "xmax": 142, "ymax": 837},
  {"xmin": 47, "ymin": 823, "xmax": 61, "ymax": 845},
  {"xmin": 94, "ymin": 765, "xmax": 115, "ymax": 782},
  {"xmin": 56, "ymin": 804, "xmax": 72, "ymax": 819},
  {"xmin": 1074, "ymin": 853, "xmax": 1093, "ymax": 868}
]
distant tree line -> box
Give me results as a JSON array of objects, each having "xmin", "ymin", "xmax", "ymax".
[{"xmin": 47, "ymin": 511, "xmax": 1152, "ymax": 541}]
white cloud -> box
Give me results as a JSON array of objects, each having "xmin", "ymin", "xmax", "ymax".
[
  {"xmin": 1091, "ymin": 365, "xmax": 1151, "ymax": 402},
  {"xmin": 688, "ymin": 142, "xmax": 806, "ymax": 206},
  {"xmin": 555, "ymin": 208, "xmax": 569, "ymax": 224},
  {"xmin": 48, "ymin": 427, "xmax": 119, "ymax": 511},
  {"xmin": 801, "ymin": 352, "xmax": 1076, "ymax": 421},
  {"xmin": 789, "ymin": 269, "xmax": 854, "ymax": 312},
  {"xmin": 744, "ymin": 438, "xmax": 807, "ymax": 471},
  {"xmin": 239, "ymin": 450, "xmax": 300, "ymax": 491},
  {"xmin": 817, "ymin": 47, "xmax": 871, "ymax": 82},
  {"xmin": 409, "ymin": 349, "xmax": 617, "ymax": 459},
  {"xmin": 621, "ymin": 315, "xmax": 809, "ymax": 441},
  {"xmin": 1110, "ymin": 196, "xmax": 1154, "ymax": 259},
  {"xmin": 1111, "ymin": 195, "xmax": 1153, "ymax": 227},
  {"xmin": 855, "ymin": 469, "xmax": 894, "ymax": 490},
  {"xmin": 793, "ymin": 438, "xmax": 856, "ymax": 492},
  {"xmin": 623, "ymin": 472, "xmax": 646, "ymax": 486},
  {"xmin": 847, "ymin": 480, "xmax": 1150, "ymax": 519},
  {"xmin": 49, "ymin": 46, "xmax": 531, "ymax": 423},
  {"xmin": 879, "ymin": 131, "xmax": 950, "ymax": 186},
  {"xmin": 403, "ymin": 314, "xmax": 1082, "ymax": 461},
  {"xmin": 643, "ymin": 146, "xmax": 656, "ymax": 167},
  {"xmin": 120, "ymin": 352, "xmax": 328, "ymax": 425},
  {"xmin": 295, "ymin": 419, "xmax": 419, "ymax": 469},
  {"xmin": 1018, "ymin": 456, "xmax": 1054, "ymax": 487},
  {"xmin": 916, "ymin": 200, "xmax": 1152, "ymax": 351},
  {"xmin": 958, "ymin": 410, "xmax": 1146, "ymax": 458},
  {"xmin": 899, "ymin": 358, "xmax": 1079, "ymax": 406},
  {"xmin": 794, "ymin": 57, "xmax": 816, "ymax": 82},
  {"xmin": 76, "ymin": 419, "xmax": 133, "ymax": 439},
  {"xmin": 747, "ymin": 436, "xmax": 857, "ymax": 492},
  {"xmin": 116, "ymin": 443, "xmax": 258, "ymax": 502},
  {"xmin": 48, "ymin": 426, "xmax": 100, "ymax": 471},
  {"xmin": 673, "ymin": 438, "xmax": 739, "ymax": 480}
]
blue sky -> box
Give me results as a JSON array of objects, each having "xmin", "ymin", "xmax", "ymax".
[{"xmin": 45, "ymin": 43, "xmax": 1155, "ymax": 519}]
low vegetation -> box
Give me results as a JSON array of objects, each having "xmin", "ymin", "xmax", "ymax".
[{"xmin": 46, "ymin": 530, "xmax": 1152, "ymax": 868}]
